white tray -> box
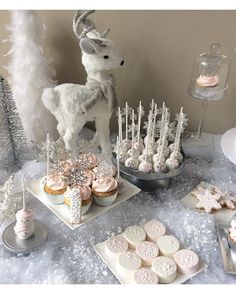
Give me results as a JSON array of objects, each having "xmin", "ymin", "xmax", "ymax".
[
  {"xmin": 181, "ymin": 182, "xmax": 236, "ymax": 224},
  {"xmin": 94, "ymin": 231, "xmax": 207, "ymax": 284},
  {"xmin": 27, "ymin": 177, "xmax": 141, "ymax": 230}
]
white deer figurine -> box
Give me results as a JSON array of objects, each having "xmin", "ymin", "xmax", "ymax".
[{"xmin": 42, "ymin": 10, "xmax": 124, "ymax": 157}]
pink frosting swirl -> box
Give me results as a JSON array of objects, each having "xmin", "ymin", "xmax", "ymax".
[
  {"xmin": 67, "ymin": 184, "xmax": 91, "ymax": 200},
  {"xmin": 59, "ymin": 159, "xmax": 75, "ymax": 176},
  {"xmin": 46, "ymin": 175, "xmax": 67, "ymax": 190},
  {"xmin": 84, "ymin": 169, "xmax": 96, "ymax": 186},
  {"xmin": 196, "ymin": 74, "xmax": 219, "ymax": 87},
  {"xmin": 92, "ymin": 176, "xmax": 117, "ymax": 192}
]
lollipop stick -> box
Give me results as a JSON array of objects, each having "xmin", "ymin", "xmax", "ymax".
[
  {"xmin": 22, "ymin": 172, "xmax": 25, "ymax": 210},
  {"xmin": 46, "ymin": 133, "xmax": 50, "ymax": 180},
  {"xmin": 125, "ymin": 102, "xmax": 128, "ymax": 140},
  {"xmin": 116, "ymin": 136, "xmax": 120, "ymax": 181},
  {"xmin": 137, "ymin": 101, "xmax": 142, "ymax": 144},
  {"xmin": 131, "ymin": 110, "xmax": 135, "ymax": 157}
]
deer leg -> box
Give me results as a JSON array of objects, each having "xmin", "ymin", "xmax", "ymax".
[
  {"xmin": 91, "ymin": 131, "xmax": 100, "ymax": 147},
  {"xmin": 95, "ymin": 114, "xmax": 112, "ymax": 156}
]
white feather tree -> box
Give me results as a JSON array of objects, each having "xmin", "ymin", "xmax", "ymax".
[{"xmin": 6, "ymin": 10, "xmax": 58, "ymax": 145}]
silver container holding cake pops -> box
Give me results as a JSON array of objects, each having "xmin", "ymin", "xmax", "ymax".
[{"xmin": 112, "ymin": 151, "xmax": 185, "ymax": 191}]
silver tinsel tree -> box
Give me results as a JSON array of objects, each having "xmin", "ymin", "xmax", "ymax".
[{"xmin": 0, "ymin": 75, "xmax": 28, "ymax": 171}]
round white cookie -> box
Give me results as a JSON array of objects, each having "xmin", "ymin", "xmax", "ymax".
[
  {"xmin": 124, "ymin": 226, "xmax": 146, "ymax": 248},
  {"xmin": 117, "ymin": 251, "xmax": 142, "ymax": 278},
  {"xmin": 152, "ymin": 256, "xmax": 177, "ymax": 284},
  {"xmin": 156, "ymin": 235, "xmax": 180, "ymax": 257},
  {"xmin": 105, "ymin": 235, "xmax": 128, "ymax": 259},
  {"xmin": 144, "ymin": 219, "xmax": 166, "ymax": 242},
  {"xmin": 173, "ymin": 249, "xmax": 199, "ymax": 275},
  {"xmin": 133, "ymin": 268, "xmax": 159, "ymax": 284},
  {"xmin": 135, "ymin": 241, "xmax": 159, "ymax": 266}
]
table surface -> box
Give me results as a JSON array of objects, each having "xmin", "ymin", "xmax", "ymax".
[{"xmin": 1, "ymin": 131, "xmax": 236, "ymax": 284}]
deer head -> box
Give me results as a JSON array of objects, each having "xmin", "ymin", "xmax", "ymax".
[{"xmin": 73, "ymin": 10, "xmax": 124, "ymax": 73}]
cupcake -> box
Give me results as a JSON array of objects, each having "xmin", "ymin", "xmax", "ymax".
[
  {"xmin": 93, "ymin": 164, "xmax": 117, "ymax": 179},
  {"xmin": 92, "ymin": 176, "xmax": 118, "ymax": 207},
  {"xmin": 58, "ymin": 159, "xmax": 75, "ymax": 178},
  {"xmin": 41, "ymin": 174, "xmax": 68, "ymax": 205},
  {"xmin": 65, "ymin": 184, "xmax": 92, "ymax": 215},
  {"xmin": 77, "ymin": 152, "xmax": 98, "ymax": 169},
  {"xmin": 69, "ymin": 168, "xmax": 95, "ymax": 187}
]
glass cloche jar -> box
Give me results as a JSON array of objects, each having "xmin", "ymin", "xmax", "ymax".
[{"xmin": 188, "ymin": 43, "xmax": 230, "ymax": 101}]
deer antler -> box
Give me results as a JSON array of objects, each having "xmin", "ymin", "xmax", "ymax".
[
  {"xmin": 73, "ymin": 10, "xmax": 110, "ymax": 40},
  {"xmin": 73, "ymin": 10, "xmax": 96, "ymax": 39}
]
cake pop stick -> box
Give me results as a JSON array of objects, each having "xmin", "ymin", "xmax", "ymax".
[
  {"xmin": 131, "ymin": 109, "xmax": 135, "ymax": 157},
  {"xmin": 125, "ymin": 102, "xmax": 129, "ymax": 140},
  {"xmin": 116, "ymin": 136, "xmax": 120, "ymax": 181},
  {"xmin": 173, "ymin": 107, "xmax": 184, "ymax": 155},
  {"xmin": 118, "ymin": 107, "xmax": 122, "ymax": 144},
  {"xmin": 137, "ymin": 101, "xmax": 144, "ymax": 144},
  {"xmin": 22, "ymin": 171, "xmax": 25, "ymax": 210},
  {"xmin": 145, "ymin": 110, "xmax": 153, "ymax": 162},
  {"xmin": 151, "ymin": 104, "xmax": 158, "ymax": 142}
]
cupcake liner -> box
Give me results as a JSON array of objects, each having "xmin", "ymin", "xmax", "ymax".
[
  {"xmin": 93, "ymin": 191, "xmax": 118, "ymax": 207},
  {"xmin": 40, "ymin": 177, "xmax": 65, "ymax": 205}
]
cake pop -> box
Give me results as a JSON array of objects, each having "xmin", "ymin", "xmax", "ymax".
[
  {"xmin": 166, "ymin": 157, "xmax": 180, "ymax": 170},
  {"xmin": 139, "ymin": 160, "xmax": 153, "ymax": 173},
  {"xmin": 125, "ymin": 157, "xmax": 139, "ymax": 169}
]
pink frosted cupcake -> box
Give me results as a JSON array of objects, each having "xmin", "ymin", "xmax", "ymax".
[
  {"xmin": 65, "ymin": 184, "xmax": 92, "ymax": 215},
  {"xmin": 77, "ymin": 152, "xmax": 98, "ymax": 169},
  {"xmin": 58, "ymin": 159, "xmax": 75, "ymax": 177},
  {"xmin": 92, "ymin": 176, "xmax": 118, "ymax": 206}
]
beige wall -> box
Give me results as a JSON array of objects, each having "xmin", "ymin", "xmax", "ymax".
[{"xmin": 1, "ymin": 10, "xmax": 236, "ymax": 134}]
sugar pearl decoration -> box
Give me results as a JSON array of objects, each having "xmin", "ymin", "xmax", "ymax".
[
  {"xmin": 139, "ymin": 161, "xmax": 153, "ymax": 173},
  {"xmin": 125, "ymin": 157, "xmax": 139, "ymax": 170}
]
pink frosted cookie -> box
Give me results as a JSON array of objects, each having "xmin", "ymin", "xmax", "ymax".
[
  {"xmin": 133, "ymin": 268, "xmax": 159, "ymax": 284},
  {"xmin": 124, "ymin": 226, "xmax": 146, "ymax": 248},
  {"xmin": 173, "ymin": 249, "xmax": 199, "ymax": 275},
  {"xmin": 144, "ymin": 219, "xmax": 166, "ymax": 242},
  {"xmin": 156, "ymin": 235, "xmax": 180, "ymax": 257},
  {"xmin": 135, "ymin": 241, "xmax": 159, "ymax": 266},
  {"xmin": 105, "ymin": 235, "xmax": 128, "ymax": 259}
]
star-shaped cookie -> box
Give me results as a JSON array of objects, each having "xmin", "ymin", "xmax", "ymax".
[{"xmin": 191, "ymin": 186, "xmax": 222, "ymax": 214}]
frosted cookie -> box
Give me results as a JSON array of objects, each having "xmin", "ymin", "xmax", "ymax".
[
  {"xmin": 192, "ymin": 186, "xmax": 221, "ymax": 213},
  {"xmin": 117, "ymin": 251, "xmax": 142, "ymax": 278},
  {"xmin": 124, "ymin": 226, "xmax": 146, "ymax": 248},
  {"xmin": 173, "ymin": 249, "xmax": 199, "ymax": 275},
  {"xmin": 133, "ymin": 268, "xmax": 159, "ymax": 284},
  {"xmin": 156, "ymin": 235, "xmax": 180, "ymax": 257},
  {"xmin": 144, "ymin": 219, "xmax": 166, "ymax": 242},
  {"xmin": 152, "ymin": 256, "xmax": 177, "ymax": 284},
  {"xmin": 213, "ymin": 187, "xmax": 236, "ymax": 210},
  {"xmin": 135, "ymin": 241, "xmax": 159, "ymax": 266},
  {"xmin": 105, "ymin": 235, "xmax": 128, "ymax": 259}
]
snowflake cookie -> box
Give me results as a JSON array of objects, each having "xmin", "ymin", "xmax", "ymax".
[
  {"xmin": 213, "ymin": 187, "xmax": 236, "ymax": 210},
  {"xmin": 191, "ymin": 186, "xmax": 222, "ymax": 214}
]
